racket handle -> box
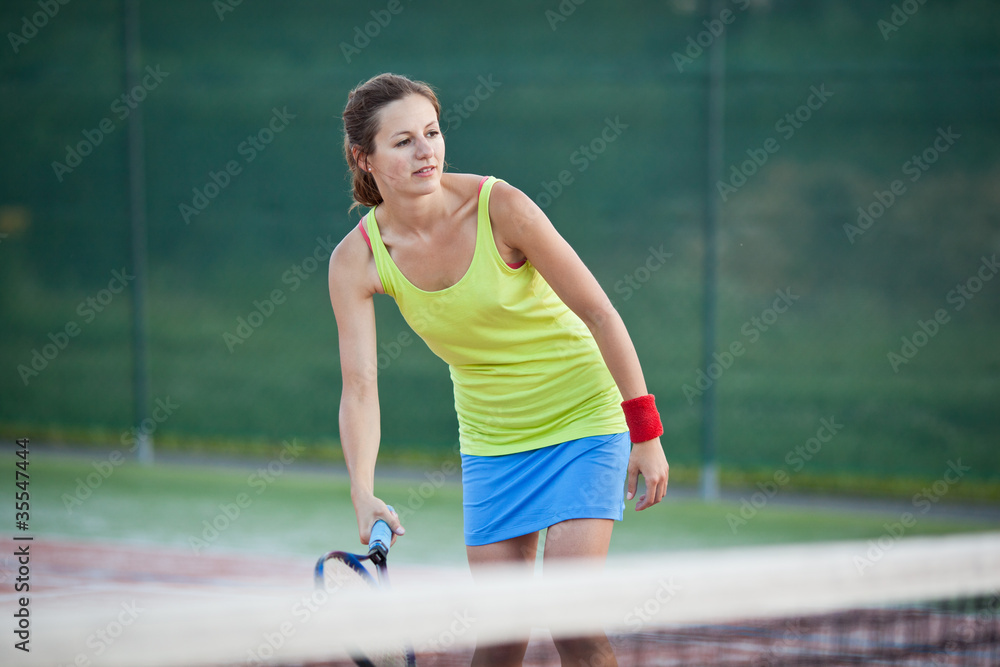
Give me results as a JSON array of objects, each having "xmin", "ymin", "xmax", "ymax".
[{"xmin": 368, "ymin": 504, "xmax": 394, "ymax": 564}]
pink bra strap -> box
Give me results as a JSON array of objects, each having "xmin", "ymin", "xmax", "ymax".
[
  {"xmin": 478, "ymin": 176, "xmax": 524, "ymax": 269},
  {"xmin": 358, "ymin": 219, "xmax": 372, "ymax": 252}
]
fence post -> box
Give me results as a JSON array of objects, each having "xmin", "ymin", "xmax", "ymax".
[
  {"xmin": 124, "ymin": 0, "xmax": 153, "ymax": 465},
  {"xmin": 700, "ymin": 0, "xmax": 726, "ymax": 501}
]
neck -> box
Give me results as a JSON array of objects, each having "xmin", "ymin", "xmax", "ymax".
[{"xmin": 378, "ymin": 183, "xmax": 449, "ymax": 235}]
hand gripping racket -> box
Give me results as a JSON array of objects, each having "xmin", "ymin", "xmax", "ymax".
[{"xmin": 315, "ymin": 506, "xmax": 415, "ymax": 667}]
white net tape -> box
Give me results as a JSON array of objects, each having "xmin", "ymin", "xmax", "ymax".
[{"xmin": 14, "ymin": 531, "xmax": 1000, "ymax": 666}]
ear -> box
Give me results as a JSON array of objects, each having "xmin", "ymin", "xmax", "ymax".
[{"xmin": 352, "ymin": 145, "xmax": 370, "ymax": 173}]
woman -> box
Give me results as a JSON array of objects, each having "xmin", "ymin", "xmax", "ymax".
[{"xmin": 329, "ymin": 73, "xmax": 669, "ymax": 667}]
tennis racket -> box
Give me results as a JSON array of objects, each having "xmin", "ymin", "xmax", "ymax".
[{"xmin": 315, "ymin": 506, "xmax": 415, "ymax": 667}]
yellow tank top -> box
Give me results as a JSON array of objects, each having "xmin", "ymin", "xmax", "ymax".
[{"xmin": 364, "ymin": 176, "xmax": 626, "ymax": 456}]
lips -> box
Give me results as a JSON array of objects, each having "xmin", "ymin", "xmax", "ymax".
[{"xmin": 414, "ymin": 165, "xmax": 436, "ymax": 176}]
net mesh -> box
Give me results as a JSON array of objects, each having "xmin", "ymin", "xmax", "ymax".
[
  {"xmin": 607, "ymin": 599, "xmax": 1000, "ymax": 667},
  {"xmin": 313, "ymin": 598, "xmax": 1000, "ymax": 667},
  {"xmin": 318, "ymin": 555, "xmax": 413, "ymax": 667},
  {"xmin": 18, "ymin": 532, "xmax": 1000, "ymax": 667}
]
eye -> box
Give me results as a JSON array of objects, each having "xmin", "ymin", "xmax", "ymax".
[
  {"xmin": 395, "ymin": 138, "xmax": 410, "ymax": 147},
  {"xmin": 427, "ymin": 129, "xmax": 440, "ymax": 138}
]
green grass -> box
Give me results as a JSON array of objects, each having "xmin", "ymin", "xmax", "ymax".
[{"xmin": 30, "ymin": 453, "xmax": 997, "ymax": 568}]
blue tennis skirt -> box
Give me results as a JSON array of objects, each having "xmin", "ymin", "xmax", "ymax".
[{"xmin": 461, "ymin": 432, "xmax": 630, "ymax": 546}]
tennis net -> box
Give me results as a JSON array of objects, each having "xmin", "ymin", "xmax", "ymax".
[{"xmin": 21, "ymin": 531, "xmax": 1000, "ymax": 666}]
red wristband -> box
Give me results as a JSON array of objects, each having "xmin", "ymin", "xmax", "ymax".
[{"xmin": 621, "ymin": 394, "xmax": 664, "ymax": 444}]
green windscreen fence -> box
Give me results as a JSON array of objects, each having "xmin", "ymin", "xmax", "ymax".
[{"xmin": 1, "ymin": 0, "xmax": 998, "ymax": 485}]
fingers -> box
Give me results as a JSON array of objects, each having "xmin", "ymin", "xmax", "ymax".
[
  {"xmin": 635, "ymin": 493, "xmax": 650, "ymax": 511},
  {"xmin": 628, "ymin": 440, "xmax": 669, "ymax": 511},
  {"xmin": 373, "ymin": 505, "xmax": 405, "ymax": 549},
  {"xmin": 635, "ymin": 467, "xmax": 669, "ymax": 511},
  {"xmin": 355, "ymin": 497, "xmax": 406, "ymax": 545},
  {"xmin": 635, "ymin": 478, "xmax": 667, "ymax": 511},
  {"xmin": 626, "ymin": 461, "xmax": 640, "ymax": 501},
  {"xmin": 383, "ymin": 506, "xmax": 405, "ymax": 547}
]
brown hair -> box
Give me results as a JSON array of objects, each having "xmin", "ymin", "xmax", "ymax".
[{"xmin": 343, "ymin": 73, "xmax": 441, "ymax": 211}]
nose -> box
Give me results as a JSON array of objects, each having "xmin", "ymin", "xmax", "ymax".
[{"xmin": 414, "ymin": 135, "xmax": 433, "ymax": 159}]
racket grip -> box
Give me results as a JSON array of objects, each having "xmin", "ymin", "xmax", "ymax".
[{"xmin": 368, "ymin": 505, "xmax": 394, "ymax": 563}]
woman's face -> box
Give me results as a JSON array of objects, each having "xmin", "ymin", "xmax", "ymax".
[{"xmin": 368, "ymin": 93, "xmax": 444, "ymax": 199}]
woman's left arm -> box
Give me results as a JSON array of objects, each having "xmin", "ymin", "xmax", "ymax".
[{"xmin": 489, "ymin": 181, "xmax": 669, "ymax": 510}]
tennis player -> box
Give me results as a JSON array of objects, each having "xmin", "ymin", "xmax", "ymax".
[{"xmin": 329, "ymin": 73, "xmax": 669, "ymax": 667}]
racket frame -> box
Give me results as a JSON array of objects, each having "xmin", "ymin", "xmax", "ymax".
[{"xmin": 313, "ymin": 509, "xmax": 415, "ymax": 667}]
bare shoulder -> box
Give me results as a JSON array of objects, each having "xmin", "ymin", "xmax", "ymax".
[
  {"xmin": 328, "ymin": 222, "xmax": 382, "ymax": 300},
  {"xmin": 488, "ymin": 180, "xmax": 539, "ymax": 218},
  {"xmin": 487, "ymin": 179, "xmax": 550, "ymax": 246}
]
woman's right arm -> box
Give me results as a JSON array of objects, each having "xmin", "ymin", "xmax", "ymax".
[{"xmin": 328, "ymin": 226, "xmax": 404, "ymax": 544}]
